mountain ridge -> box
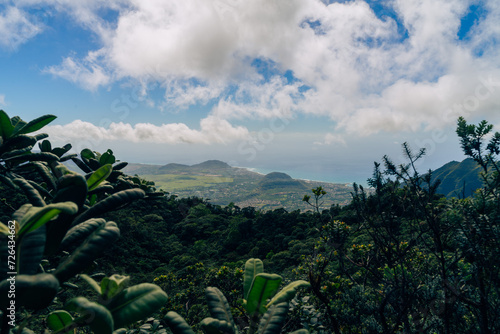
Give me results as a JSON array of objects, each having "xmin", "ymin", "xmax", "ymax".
[{"xmin": 123, "ymin": 159, "xmax": 354, "ymax": 210}]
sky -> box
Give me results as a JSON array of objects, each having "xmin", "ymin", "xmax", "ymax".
[{"xmin": 1, "ymin": 0, "xmax": 499, "ymax": 185}]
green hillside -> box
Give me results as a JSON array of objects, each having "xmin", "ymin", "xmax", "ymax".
[{"xmin": 431, "ymin": 158, "xmax": 483, "ymax": 198}]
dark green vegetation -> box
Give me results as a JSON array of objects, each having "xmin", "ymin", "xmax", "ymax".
[
  {"xmin": 123, "ymin": 161, "xmax": 354, "ymax": 211},
  {"xmin": 0, "ymin": 111, "xmax": 168, "ymax": 334},
  {"xmin": 431, "ymin": 158, "xmax": 483, "ymax": 198},
  {"xmin": 1, "ymin": 111, "xmax": 500, "ymax": 334}
]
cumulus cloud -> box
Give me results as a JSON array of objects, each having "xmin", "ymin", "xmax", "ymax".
[
  {"xmin": 44, "ymin": 117, "xmax": 249, "ymax": 144},
  {"xmin": 44, "ymin": 50, "xmax": 112, "ymax": 91},
  {"xmin": 11, "ymin": 0, "xmax": 500, "ymax": 137},
  {"xmin": 0, "ymin": 6, "xmax": 42, "ymax": 49}
]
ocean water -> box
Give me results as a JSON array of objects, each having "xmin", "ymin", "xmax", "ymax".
[{"xmin": 242, "ymin": 166, "xmax": 371, "ymax": 186}]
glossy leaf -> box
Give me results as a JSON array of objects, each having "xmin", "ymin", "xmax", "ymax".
[
  {"xmin": 244, "ymin": 258, "xmax": 264, "ymax": 301},
  {"xmin": 12, "ymin": 178, "xmax": 45, "ymax": 207},
  {"xmin": 14, "ymin": 114, "xmax": 57, "ymax": 135},
  {"xmin": 52, "ymin": 143, "xmax": 72, "ymax": 157},
  {"xmin": 18, "ymin": 225, "xmax": 46, "ymax": 275},
  {"xmin": 32, "ymin": 161, "xmax": 57, "ymax": 191},
  {"xmin": 101, "ymin": 274, "xmax": 130, "ymax": 300},
  {"xmin": 54, "ymin": 221, "xmax": 120, "ymax": 283},
  {"xmin": 0, "ymin": 109, "xmax": 14, "ymax": 139},
  {"xmin": 46, "ymin": 310, "xmax": 75, "ymax": 334},
  {"xmin": 87, "ymin": 164, "xmax": 113, "ymax": 191},
  {"xmin": 205, "ymin": 287, "xmax": 237, "ymax": 331},
  {"xmin": 107, "ymin": 283, "xmax": 168, "ymax": 329},
  {"xmin": 112, "ymin": 161, "xmax": 128, "ymax": 170},
  {"xmin": 256, "ymin": 303, "xmax": 289, "ymax": 334},
  {"xmin": 0, "ymin": 135, "xmax": 37, "ymax": 154},
  {"xmin": 71, "ymin": 157, "xmax": 93, "ymax": 173},
  {"xmin": 80, "ymin": 148, "xmax": 96, "ymax": 160},
  {"xmin": 39, "ymin": 139, "xmax": 52, "ymax": 152},
  {"xmin": 164, "ymin": 312, "xmax": 195, "ymax": 334},
  {"xmin": 0, "ymin": 273, "xmax": 59, "ymax": 310},
  {"xmin": 266, "ymin": 280, "xmax": 310, "ymax": 308},
  {"xmin": 17, "ymin": 202, "xmax": 79, "ymax": 240},
  {"xmin": 71, "ymin": 189, "xmax": 145, "ymax": 227},
  {"xmin": 60, "ymin": 218, "xmax": 107, "ymax": 253},
  {"xmin": 45, "ymin": 174, "xmax": 88, "ymax": 255},
  {"xmin": 66, "ymin": 297, "xmax": 114, "ymax": 334},
  {"xmin": 245, "ymin": 273, "xmax": 282, "ymax": 315},
  {"xmin": 4, "ymin": 152, "xmax": 60, "ymax": 163},
  {"xmin": 99, "ymin": 150, "xmax": 116, "ymax": 165}
]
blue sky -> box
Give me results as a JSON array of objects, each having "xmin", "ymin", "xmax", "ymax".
[{"xmin": 1, "ymin": 0, "xmax": 499, "ymax": 184}]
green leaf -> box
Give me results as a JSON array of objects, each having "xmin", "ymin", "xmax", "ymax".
[
  {"xmin": 0, "ymin": 174, "xmax": 18, "ymax": 189},
  {"xmin": 87, "ymin": 164, "xmax": 113, "ymax": 191},
  {"xmin": 12, "ymin": 178, "xmax": 45, "ymax": 207},
  {"xmin": 80, "ymin": 274, "xmax": 102, "ymax": 295},
  {"xmin": 4, "ymin": 152, "xmax": 60, "ymax": 163},
  {"xmin": 32, "ymin": 161, "xmax": 58, "ymax": 191},
  {"xmin": 46, "ymin": 310, "xmax": 75, "ymax": 334},
  {"xmin": 71, "ymin": 189, "xmax": 145, "ymax": 227},
  {"xmin": 66, "ymin": 297, "xmax": 114, "ymax": 334},
  {"xmin": 18, "ymin": 224, "xmax": 46, "ymax": 275},
  {"xmin": 245, "ymin": 273, "xmax": 282, "ymax": 315},
  {"xmin": 80, "ymin": 148, "xmax": 96, "ymax": 160},
  {"xmin": 52, "ymin": 143, "xmax": 72, "ymax": 157},
  {"xmin": 266, "ymin": 280, "xmax": 310, "ymax": 308},
  {"xmin": 112, "ymin": 162, "xmax": 128, "ymax": 170},
  {"xmin": 256, "ymin": 303, "xmax": 289, "ymax": 334},
  {"xmin": 39, "ymin": 139, "xmax": 52, "ymax": 152},
  {"xmin": 60, "ymin": 218, "xmax": 107, "ymax": 252},
  {"xmin": 0, "ymin": 110, "xmax": 14, "ymax": 139},
  {"xmin": 244, "ymin": 258, "xmax": 264, "ymax": 301},
  {"xmin": 0, "ymin": 274, "xmax": 59, "ymax": 310},
  {"xmin": 71, "ymin": 157, "xmax": 93, "ymax": 173},
  {"xmin": 200, "ymin": 318, "xmax": 236, "ymax": 334},
  {"xmin": 101, "ymin": 274, "xmax": 130, "ymax": 300},
  {"xmin": 54, "ymin": 221, "xmax": 120, "ymax": 283},
  {"xmin": 205, "ymin": 287, "xmax": 237, "ymax": 331},
  {"xmin": 107, "ymin": 283, "xmax": 168, "ymax": 329},
  {"xmin": 45, "ymin": 174, "xmax": 88, "ymax": 255},
  {"xmin": 14, "ymin": 114, "xmax": 57, "ymax": 135},
  {"xmin": 99, "ymin": 150, "xmax": 116, "ymax": 165},
  {"xmin": 17, "ymin": 202, "xmax": 79, "ymax": 240},
  {"xmin": 164, "ymin": 312, "xmax": 195, "ymax": 334}
]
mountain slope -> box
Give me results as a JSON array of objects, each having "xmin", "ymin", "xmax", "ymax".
[{"xmin": 432, "ymin": 158, "xmax": 483, "ymax": 198}]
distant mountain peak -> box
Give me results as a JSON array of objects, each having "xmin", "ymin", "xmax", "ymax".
[
  {"xmin": 263, "ymin": 172, "xmax": 293, "ymax": 180},
  {"xmin": 191, "ymin": 160, "xmax": 231, "ymax": 169}
]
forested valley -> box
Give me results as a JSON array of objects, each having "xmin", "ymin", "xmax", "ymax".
[{"xmin": 1, "ymin": 111, "xmax": 500, "ymax": 334}]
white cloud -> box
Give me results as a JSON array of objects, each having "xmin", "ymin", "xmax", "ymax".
[
  {"xmin": 0, "ymin": 6, "xmax": 42, "ymax": 49},
  {"xmin": 44, "ymin": 117, "xmax": 249, "ymax": 144},
  {"xmin": 44, "ymin": 50, "xmax": 112, "ymax": 91},
  {"xmin": 10, "ymin": 0, "xmax": 500, "ymax": 139},
  {"xmin": 0, "ymin": 94, "xmax": 6, "ymax": 107}
]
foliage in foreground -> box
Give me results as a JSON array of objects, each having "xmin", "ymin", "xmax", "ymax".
[
  {"xmin": 0, "ymin": 110, "xmax": 167, "ymax": 334},
  {"xmin": 161, "ymin": 258, "xmax": 309, "ymax": 334},
  {"xmin": 1, "ymin": 110, "xmax": 500, "ymax": 334}
]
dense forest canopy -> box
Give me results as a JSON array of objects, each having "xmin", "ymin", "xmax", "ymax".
[{"xmin": 0, "ymin": 111, "xmax": 500, "ymax": 334}]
